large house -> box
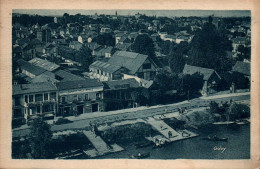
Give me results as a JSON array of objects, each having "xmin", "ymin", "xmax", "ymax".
[
  {"xmin": 107, "ymin": 51, "xmax": 160, "ymax": 80},
  {"xmin": 56, "ymin": 79, "xmax": 104, "ymax": 116},
  {"xmin": 89, "ymin": 51, "xmax": 160, "ymax": 81},
  {"xmin": 89, "ymin": 61, "xmax": 128, "ymax": 81},
  {"xmin": 12, "ymin": 83, "xmax": 58, "ymax": 126},
  {"xmin": 102, "ymin": 78, "xmax": 141, "ymax": 111},
  {"xmin": 183, "ymin": 64, "xmax": 221, "ymax": 96}
]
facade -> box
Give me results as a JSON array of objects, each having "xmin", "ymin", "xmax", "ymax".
[
  {"xmin": 12, "ymin": 83, "xmax": 58, "ymax": 126},
  {"xmin": 89, "ymin": 61, "xmax": 128, "ymax": 81},
  {"xmin": 56, "ymin": 80, "xmax": 104, "ymax": 117},
  {"xmin": 37, "ymin": 29, "xmax": 51, "ymax": 43},
  {"xmin": 183, "ymin": 64, "xmax": 221, "ymax": 96},
  {"xmin": 103, "ymin": 78, "xmax": 141, "ymax": 111},
  {"xmin": 107, "ymin": 51, "xmax": 160, "ymax": 81}
]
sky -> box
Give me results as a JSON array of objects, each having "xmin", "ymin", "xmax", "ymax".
[{"xmin": 13, "ymin": 9, "xmax": 251, "ymax": 18}]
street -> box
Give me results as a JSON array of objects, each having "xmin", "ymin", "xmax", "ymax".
[{"xmin": 13, "ymin": 92, "xmax": 250, "ymax": 138}]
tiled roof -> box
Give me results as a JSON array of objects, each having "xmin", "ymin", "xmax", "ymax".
[
  {"xmin": 29, "ymin": 57, "xmax": 60, "ymax": 72},
  {"xmin": 115, "ymin": 43, "xmax": 131, "ymax": 51},
  {"xmin": 232, "ymin": 61, "xmax": 250, "ymax": 76},
  {"xmin": 183, "ymin": 64, "xmax": 218, "ymax": 81},
  {"xmin": 103, "ymin": 78, "xmax": 140, "ymax": 90},
  {"xmin": 17, "ymin": 59, "xmax": 46, "ymax": 76},
  {"xmin": 107, "ymin": 51, "xmax": 148, "ymax": 74},
  {"xmin": 90, "ymin": 61, "xmax": 122, "ymax": 73},
  {"xmin": 54, "ymin": 70, "xmax": 85, "ymax": 82},
  {"xmin": 13, "ymin": 82, "xmax": 57, "ymax": 95},
  {"xmin": 57, "ymin": 79, "xmax": 103, "ymax": 91}
]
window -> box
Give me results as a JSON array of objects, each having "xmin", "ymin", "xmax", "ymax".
[
  {"xmin": 35, "ymin": 94, "xmax": 43, "ymax": 102},
  {"xmin": 25, "ymin": 95, "xmax": 28, "ymax": 103},
  {"xmin": 50, "ymin": 92, "xmax": 56, "ymax": 101},
  {"xmin": 29, "ymin": 95, "xmax": 34, "ymax": 102},
  {"xmin": 85, "ymin": 94, "xmax": 89, "ymax": 100},
  {"xmin": 73, "ymin": 95, "xmax": 78, "ymax": 101},
  {"xmin": 137, "ymin": 72, "xmax": 144, "ymax": 79},
  {"xmin": 44, "ymin": 93, "xmax": 49, "ymax": 101},
  {"xmin": 143, "ymin": 63, "xmax": 151, "ymax": 69},
  {"xmin": 96, "ymin": 93, "xmax": 101, "ymax": 100},
  {"xmin": 37, "ymin": 106, "xmax": 41, "ymax": 113},
  {"xmin": 43, "ymin": 105, "xmax": 53, "ymax": 113},
  {"xmin": 14, "ymin": 97, "xmax": 20, "ymax": 106},
  {"xmin": 61, "ymin": 96, "xmax": 66, "ymax": 103}
]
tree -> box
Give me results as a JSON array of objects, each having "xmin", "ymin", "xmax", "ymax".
[
  {"xmin": 221, "ymin": 72, "xmax": 249, "ymax": 89},
  {"xmin": 75, "ymin": 46, "xmax": 93, "ymax": 71},
  {"xmin": 209, "ymin": 101, "xmax": 219, "ymax": 114},
  {"xmin": 169, "ymin": 52, "xmax": 185, "ymax": 74},
  {"xmin": 229, "ymin": 103, "xmax": 250, "ymax": 120},
  {"xmin": 29, "ymin": 118, "xmax": 53, "ymax": 159},
  {"xmin": 187, "ymin": 16, "xmax": 233, "ymax": 73},
  {"xmin": 92, "ymin": 33, "xmax": 115, "ymax": 46},
  {"xmin": 131, "ymin": 34, "xmax": 155, "ymax": 58},
  {"xmin": 182, "ymin": 73, "xmax": 204, "ymax": 95},
  {"xmin": 154, "ymin": 70, "xmax": 174, "ymax": 92}
]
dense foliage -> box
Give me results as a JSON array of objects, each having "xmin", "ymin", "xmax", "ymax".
[
  {"xmin": 131, "ymin": 34, "xmax": 156, "ymax": 58},
  {"xmin": 29, "ymin": 118, "xmax": 53, "ymax": 159},
  {"xmin": 187, "ymin": 17, "xmax": 233, "ymax": 73}
]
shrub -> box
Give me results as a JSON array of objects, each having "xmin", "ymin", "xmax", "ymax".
[
  {"xmin": 101, "ymin": 122, "xmax": 155, "ymax": 143},
  {"xmin": 55, "ymin": 118, "xmax": 73, "ymax": 125},
  {"xmin": 229, "ymin": 103, "xmax": 250, "ymax": 120}
]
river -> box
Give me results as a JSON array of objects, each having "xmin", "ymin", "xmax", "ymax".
[{"xmin": 96, "ymin": 124, "xmax": 250, "ymax": 159}]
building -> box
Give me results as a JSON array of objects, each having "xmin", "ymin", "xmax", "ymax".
[
  {"xmin": 183, "ymin": 64, "xmax": 221, "ymax": 96},
  {"xmin": 232, "ymin": 61, "xmax": 250, "ymax": 79},
  {"xmin": 93, "ymin": 46, "xmax": 114, "ymax": 58},
  {"xmin": 103, "ymin": 78, "xmax": 141, "ymax": 111},
  {"xmin": 107, "ymin": 51, "xmax": 160, "ymax": 80},
  {"xmin": 29, "ymin": 57, "xmax": 60, "ymax": 72},
  {"xmin": 12, "ymin": 83, "xmax": 58, "ymax": 125},
  {"xmin": 89, "ymin": 61, "xmax": 128, "ymax": 81},
  {"xmin": 17, "ymin": 59, "xmax": 47, "ymax": 78},
  {"xmin": 54, "ymin": 17, "xmax": 58, "ymax": 23},
  {"xmin": 37, "ymin": 29, "xmax": 51, "ymax": 43},
  {"xmin": 56, "ymin": 80, "xmax": 104, "ymax": 116},
  {"xmin": 69, "ymin": 41, "xmax": 83, "ymax": 51},
  {"xmin": 100, "ymin": 27, "xmax": 112, "ymax": 34},
  {"xmin": 232, "ymin": 37, "xmax": 247, "ymax": 52}
]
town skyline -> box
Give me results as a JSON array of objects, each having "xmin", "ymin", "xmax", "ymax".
[{"xmin": 13, "ymin": 9, "xmax": 251, "ymax": 18}]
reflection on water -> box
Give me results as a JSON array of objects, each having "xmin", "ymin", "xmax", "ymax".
[{"xmin": 97, "ymin": 124, "xmax": 250, "ymax": 159}]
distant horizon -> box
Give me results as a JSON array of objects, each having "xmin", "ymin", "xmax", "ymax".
[{"xmin": 13, "ymin": 9, "xmax": 251, "ymax": 18}]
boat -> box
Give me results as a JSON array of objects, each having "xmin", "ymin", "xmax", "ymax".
[
  {"xmin": 203, "ymin": 136, "xmax": 228, "ymax": 142},
  {"xmin": 134, "ymin": 142, "xmax": 152, "ymax": 148},
  {"xmin": 236, "ymin": 120, "xmax": 249, "ymax": 125},
  {"xmin": 130, "ymin": 152, "xmax": 150, "ymax": 159},
  {"xmin": 212, "ymin": 121, "xmax": 235, "ymax": 125}
]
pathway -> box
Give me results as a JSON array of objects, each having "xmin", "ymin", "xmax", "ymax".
[{"xmin": 82, "ymin": 130, "xmax": 110, "ymax": 155}]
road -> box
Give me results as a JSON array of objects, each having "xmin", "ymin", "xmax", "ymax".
[{"xmin": 12, "ymin": 92, "xmax": 250, "ymax": 138}]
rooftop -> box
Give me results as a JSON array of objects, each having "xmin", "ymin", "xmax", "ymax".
[
  {"xmin": 29, "ymin": 57, "xmax": 60, "ymax": 72},
  {"xmin": 107, "ymin": 51, "xmax": 149, "ymax": 74},
  {"xmin": 183, "ymin": 64, "xmax": 219, "ymax": 81},
  {"xmin": 232, "ymin": 61, "xmax": 250, "ymax": 76},
  {"xmin": 17, "ymin": 59, "xmax": 46, "ymax": 76},
  {"xmin": 13, "ymin": 82, "xmax": 57, "ymax": 95},
  {"xmin": 54, "ymin": 70, "xmax": 85, "ymax": 82},
  {"xmin": 103, "ymin": 78, "xmax": 140, "ymax": 90},
  {"xmin": 57, "ymin": 79, "xmax": 103, "ymax": 91},
  {"xmin": 90, "ymin": 61, "xmax": 122, "ymax": 73}
]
